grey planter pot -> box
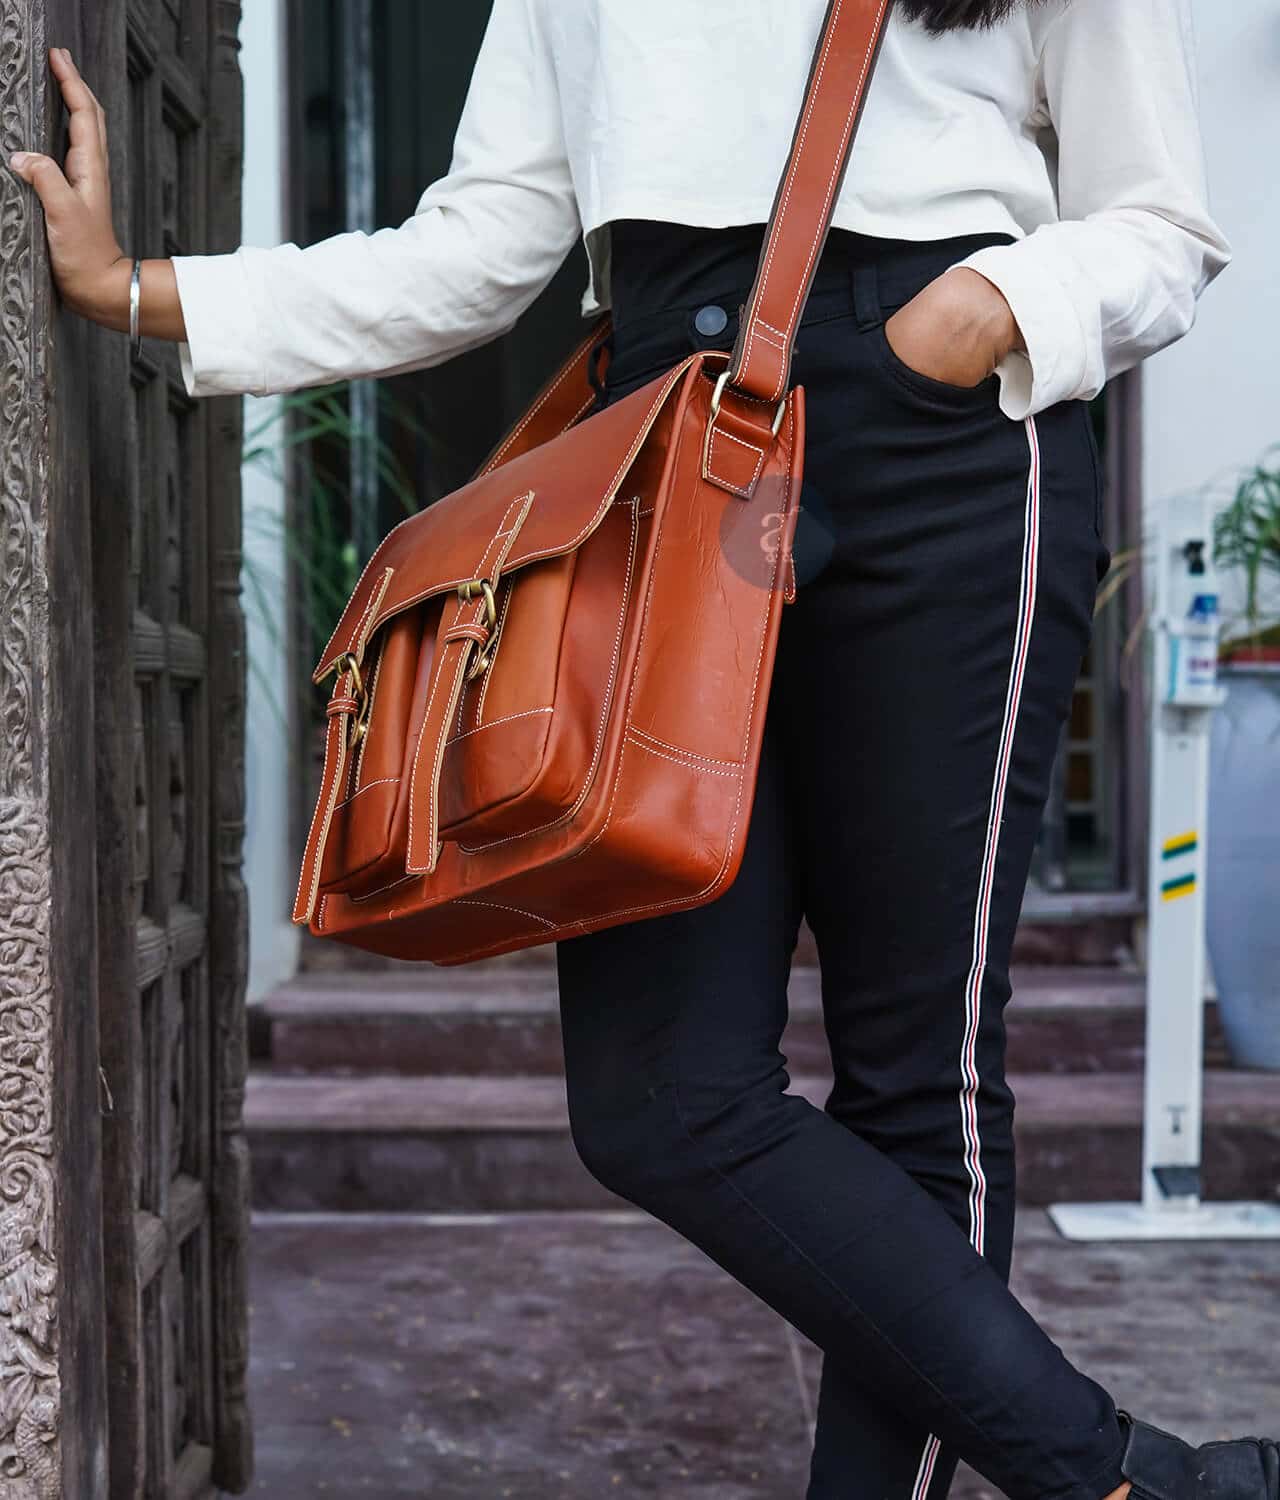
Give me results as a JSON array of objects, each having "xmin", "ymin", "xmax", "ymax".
[{"xmin": 1206, "ymin": 662, "xmax": 1280, "ymax": 1070}]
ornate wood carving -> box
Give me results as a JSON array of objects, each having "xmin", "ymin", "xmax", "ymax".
[
  {"xmin": 1, "ymin": 4, "xmax": 249, "ymax": 1492},
  {"xmin": 0, "ymin": 0, "xmax": 63, "ymax": 1491},
  {"xmin": 0, "ymin": 806, "xmax": 58, "ymax": 1500}
]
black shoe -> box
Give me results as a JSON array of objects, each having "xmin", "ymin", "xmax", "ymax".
[{"xmin": 1118, "ymin": 1411, "xmax": 1280, "ymax": 1500}]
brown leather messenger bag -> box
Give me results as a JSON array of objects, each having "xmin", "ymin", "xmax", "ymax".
[{"xmin": 293, "ymin": 0, "xmax": 895, "ymax": 964}]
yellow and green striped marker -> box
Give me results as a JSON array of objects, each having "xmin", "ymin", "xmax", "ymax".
[{"xmin": 1160, "ymin": 830, "xmax": 1199, "ymax": 901}]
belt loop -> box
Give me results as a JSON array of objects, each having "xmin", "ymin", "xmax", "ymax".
[{"xmin": 853, "ymin": 260, "xmax": 882, "ymax": 332}]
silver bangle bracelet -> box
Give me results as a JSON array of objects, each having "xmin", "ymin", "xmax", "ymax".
[{"xmin": 129, "ymin": 257, "xmax": 142, "ymax": 362}]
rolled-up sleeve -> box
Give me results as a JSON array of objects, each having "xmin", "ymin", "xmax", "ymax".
[
  {"xmin": 959, "ymin": 0, "xmax": 1232, "ymax": 420},
  {"xmin": 171, "ymin": 0, "xmax": 579, "ymax": 398}
]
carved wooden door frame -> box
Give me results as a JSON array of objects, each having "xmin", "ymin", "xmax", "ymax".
[{"xmin": 0, "ymin": 2, "xmax": 252, "ymax": 1496}]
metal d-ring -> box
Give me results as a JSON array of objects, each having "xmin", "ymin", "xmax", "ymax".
[
  {"xmin": 334, "ymin": 650, "xmax": 372, "ymax": 748},
  {"xmin": 709, "ymin": 368, "xmax": 787, "ymax": 439},
  {"xmin": 458, "ymin": 578, "xmax": 499, "ymax": 681}
]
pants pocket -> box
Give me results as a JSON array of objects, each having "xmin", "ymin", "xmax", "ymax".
[{"xmin": 869, "ymin": 320, "xmax": 1002, "ymax": 410}]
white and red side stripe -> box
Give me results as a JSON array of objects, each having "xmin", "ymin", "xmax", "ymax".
[
  {"xmin": 911, "ymin": 1428, "xmax": 945, "ymax": 1500},
  {"xmin": 910, "ymin": 416, "xmax": 1042, "ymax": 1500}
]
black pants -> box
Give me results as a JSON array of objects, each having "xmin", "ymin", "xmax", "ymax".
[{"xmin": 555, "ymin": 223, "xmax": 1123, "ymax": 1500}]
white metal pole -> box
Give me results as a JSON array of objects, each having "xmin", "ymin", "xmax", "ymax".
[{"xmin": 1049, "ymin": 492, "xmax": 1280, "ymax": 1242}]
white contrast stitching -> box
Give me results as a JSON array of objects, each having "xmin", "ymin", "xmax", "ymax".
[
  {"xmin": 559, "ymin": 401, "xmax": 793, "ymax": 881},
  {"xmin": 773, "ymin": 0, "xmax": 888, "ymax": 393},
  {"xmin": 446, "ymin": 705, "xmax": 554, "ymax": 744},
  {"xmin": 316, "ymin": 357, "xmax": 700, "ymax": 678},
  {"xmin": 475, "ymin": 576, "xmax": 517, "ymax": 725},
  {"xmin": 405, "ymin": 496, "xmax": 534, "ymax": 872},
  {"xmin": 455, "ymin": 498, "xmax": 641, "ymax": 855},
  {"xmin": 625, "ymin": 731, "xmax": 739, "ymax": 777},
  {"xmin": 405, "ymin": 595, "xmax": 478, "ymax": 872},
  {"xmin": 333, "ymin": 776, "xmax": 400, "ymax": 812},
  {"xmin": 628, "ymin": 726, "xmax": 745, "ymax": 770},
  {"xmin": 705, "ymin": 425, "xmax": 767, "ymax": 496},
  {"xmin": 562, "ymin": 392, "xmax": 598, "ymax": 431},
  {"xmin": 320, "ymin": 396, "xmax": 797, "ymax": 953},
  {"xmin": 293, "ymin": 701, "xmax": 349, "ymax": 922},
  {"xmin": 738, "ymin": 2, "xmax": 846, "ymax": 397},
  {"xmin": 420, "ymin": 647, "xmax": 471, "ymax": 872},
  {"xmin": 738, "ymin": 0, "xmax": 887, "ymax": 402},
  {"xmin": 317, "ymin": 495, "xmax": 528, "ymax": 674},
  {"xmin": 480, "ymin": 322, "xmax": 606, "ymax": 476},
  {"xmin": 451, "ymin": 898, "xmax": 557, "ymax": 929}
]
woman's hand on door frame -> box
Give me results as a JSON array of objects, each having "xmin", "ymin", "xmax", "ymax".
[
  {"xmin": 9, "ymin": 47, "xmax": 134, "ymax": 330},
  {"xmin": 884, "ymin": 268, "xmax": 1023, "ymax": 390}
]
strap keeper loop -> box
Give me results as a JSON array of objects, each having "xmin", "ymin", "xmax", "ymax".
[{"xmin": 710, "ymin": 369, "xmax": 786, "ymax": 439}]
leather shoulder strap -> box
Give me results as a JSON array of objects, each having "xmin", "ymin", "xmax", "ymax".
[
  {"xmin": 470, "ymin": 3, "xmax": 890, "ymax": 485},
  {"xmin": 728, "ymin": 0, "xmax": 893, "ymax": 404},
  {"xmin": 473, "ymin": 315, "xmax": 611, "ymax": 479}
]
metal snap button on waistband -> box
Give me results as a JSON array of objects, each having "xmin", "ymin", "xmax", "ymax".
[{"xmin": 694, "ymin": 304, "xmax": 730, "ymax": 338}]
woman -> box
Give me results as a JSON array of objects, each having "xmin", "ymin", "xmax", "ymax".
[{"xmin": 14, "ymin": 4, "xmax": 1270, "ymax": 1498}]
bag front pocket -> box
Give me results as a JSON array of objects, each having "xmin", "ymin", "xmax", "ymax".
[
  {"xmin": 440, "ymin": 494, "xmax": 643, "ymax": 847},
  {"xmin": 318, "ymin": 494, "xmax": 644, "ymax": 900},
  {"xmin": 318, "ymin": 602, "xmax": 437, "ymax": 896}
]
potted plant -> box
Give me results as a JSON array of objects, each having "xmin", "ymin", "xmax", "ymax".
[{"xmin": 1205, "ymin": 452, "xmax": 1280, "ymax": 1069}]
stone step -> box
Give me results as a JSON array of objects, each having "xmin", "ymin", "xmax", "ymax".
[
  {"xmin": 254, "ymin": 967, "xmax": 1228, "ymax": 1078},
  {"xmin": 245, "ymin": 1067, "xmax": 1280, "ymax": 1214}
]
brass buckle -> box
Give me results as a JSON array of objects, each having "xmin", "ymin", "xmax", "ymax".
[
  {"xmin": 709, "ymin": 368, "xmax": 787, "ymax": 439},
  {"xmin": 457, "ymin": 578, "xmax": 499, "ymax": 681},
  {"xmin": 334, "ymin": 650, "xmax": 372, "ymax": 748}
]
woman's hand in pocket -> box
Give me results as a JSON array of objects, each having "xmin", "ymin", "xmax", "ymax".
[{"xmin": 883, "ymin": 268, "xmax": 1023, "ymax": 389}]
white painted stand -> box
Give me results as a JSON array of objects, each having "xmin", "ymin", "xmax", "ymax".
[
  {"xmin": 1050, "ymin": 1200, "xmax": 1280, "ymax": 1242},
  {"xmin": 1050, "ymin": 492, "xmax": 1280, "ymax": 1243}
]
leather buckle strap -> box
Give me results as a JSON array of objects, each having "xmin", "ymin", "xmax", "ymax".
[
  {"xmin": 702, "ymin": 362, "xmax": 794, "ymax": 501},
  {"xmin": 405, "ymin": 495, "xmax": 536, "ymax": 877},
  {"xmin": 332, "ymin": 651, "xmax": 372, "ymax": 749},
  {"xmin": 703, "ymin": 0, "xmax": 893, "ymax": 498},
  {"xmin": 456, "ymin": 578, "xmax": 499, "ymax": 680},
  {"xmin": 405, "ymin": 603, "xmax": 487, "ymax": 877},
  {"xmin": 292, "ymin": 661, "xmax": 360, "ymax": 925},
  {"xmin": 710, "ymin": 369, "xmax": 786, "ymax": 439},
  {"xmin": 727, "ymin": 0, "xmax": 894, "ymax": 406},
  {"xmin": 293, "ymin": 570, "xmax": 395, "ymax": 925}
]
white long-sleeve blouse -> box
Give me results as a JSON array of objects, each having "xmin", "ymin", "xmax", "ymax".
[{"xmin": 171, "ymin": 0, "xmax": 1232, "ymax": 421}]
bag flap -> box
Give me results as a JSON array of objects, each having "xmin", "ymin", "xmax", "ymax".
[{"xmin": 314, "ymin": 352, "xmax": 708, "ymax": 682}]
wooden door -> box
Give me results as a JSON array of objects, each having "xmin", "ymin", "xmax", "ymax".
[
  {"xmin": 90, "ymin": 1, "xmax": 253, "ymax": 1495},
  {"xmin": 0, "ymin": 0, "xmax": 249, "ymax": 1493}
]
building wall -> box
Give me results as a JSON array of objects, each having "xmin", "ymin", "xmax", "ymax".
[
  {"xmin": 1143, "ymin": 0, "xmax": 1280, "ymax": 598},
  {"xmin": 241, "ymin": 0, "xmax": 299, "ymax": 1001}
]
